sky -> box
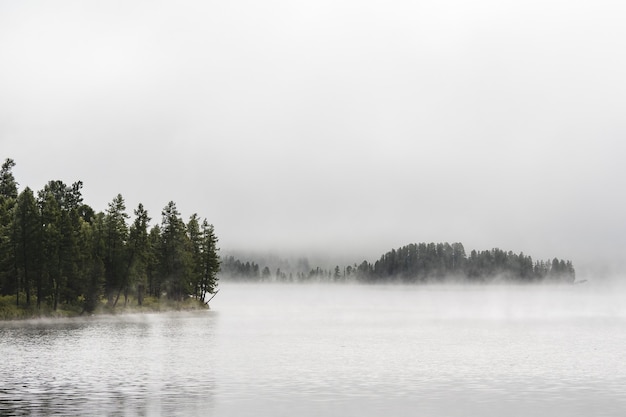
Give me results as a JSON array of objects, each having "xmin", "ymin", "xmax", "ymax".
[{"xmin": 1, "ymin": 0, "xmax": 625, "ymax": 276}]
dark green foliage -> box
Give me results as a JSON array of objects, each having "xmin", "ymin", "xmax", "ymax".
[
  {"xmin": 103, "ymin": 194, "xmax": 129, "ymax": 306},
  {"xmin": 187, "ymin": 214, "xmax": 203, "ymax": 299},
  {"xmin": 156, "ymin": 202, "xmax": 220, "ymax": 302},
  {"xmin": 13, "ymin": 188, "xmax": 40, "ymax": 306},
  {"xmin": 159, "ymin": 201, "xmax": 191, "ymax": 301},
  {"xmin": 36, "ymin": 180, "xmax": 86, "ymax": 310},
  {"xmin": 81, "ymin": 213, "xmax": 105, "ymax": 313},
  {"xmin": 223, "ymin": 243, "xmax": 575, "ymax": 285},
  {"xmin": 365, "ymin": 243, "xmax": 575, "ymax": 283},
  {"xmin": 127, "ymin": 204, "xmax": 151, "ymax": 306},
  {"xmin": 0, "ymin": 159, "xmax": 220, "ymax": 313},
  {"xmin": 0, "ymin": 159, "xmax": 18, "ymax": 302},
  {"xmin": 200, "ymin": 220, "xmax": 220, "ymax": 297},
  {"xmin": 146, "ymin": 225, "xmax": 162, "ymax": 298},
  {"xmin": 0, "ymin": 159, "xmax": 18, "ymax": 200}
]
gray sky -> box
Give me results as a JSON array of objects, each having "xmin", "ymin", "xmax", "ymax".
[{"xmin": 1, "ymin": 0, "xmax": 626, "ymax": 276}]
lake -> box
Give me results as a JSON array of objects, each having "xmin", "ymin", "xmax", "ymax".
[{"xmin": 1, "ymin": 282, "xmax": 625, "ymax": 416}]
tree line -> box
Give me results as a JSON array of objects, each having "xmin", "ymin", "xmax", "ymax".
[
  {"xmin": 0, "ymin": 158, "xmax": 220, "ymax": 313},
  {"xmin": 221, "ymin": 242, "xmax": 575, "ymax": 284},
  {"xmin": 360, "ymin": 242, "xmax": 575, "ymax": 283},
  {"xmin": 221, "ymin": 256, "xmax": 338, "ymax": 282}
]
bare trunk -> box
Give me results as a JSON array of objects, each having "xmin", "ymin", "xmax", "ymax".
[
  {"xmin": 53, "ymin": 280, "xmax": 59, "ymax": 311},
  {"xmin": 36, "ymin": 272, "xmax": 42, "ymax": 309},
  {"xmin": 137, "ymin": 284, "xmax": 144, "ymax": 306}
]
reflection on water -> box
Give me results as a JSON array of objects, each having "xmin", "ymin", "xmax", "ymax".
[
  {"xmin": 0, "ymin": 313, "xmax": 217, "ymax": 416},
  {"xmin": 1, "ymin": 283, "xmax": 626, "ymax": 416}
]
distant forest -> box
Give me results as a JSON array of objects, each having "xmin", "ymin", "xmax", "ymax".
[
  {"xmin": 222, "ymin": 242, "xmax": 575, "ymax": 284},
  {"xmin": 0, "ymin": 159, "xmax": 220, "ymax": 313}
]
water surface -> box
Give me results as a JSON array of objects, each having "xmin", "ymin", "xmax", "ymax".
[{"xmin": 1, "ymin": 283, "xmax": 625, "ymax": 416}]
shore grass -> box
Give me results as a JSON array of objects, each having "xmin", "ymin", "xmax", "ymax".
[{"xmin": 0, "ymin": 294, "xmax": 208, "ymax": 321}]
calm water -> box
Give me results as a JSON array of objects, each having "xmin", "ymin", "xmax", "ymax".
[{"xmin": 1, "ymin": 282, "xmax": 625, "ymax": 416}]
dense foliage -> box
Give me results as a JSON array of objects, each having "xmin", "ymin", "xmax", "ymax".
[
  {"xmin": 362, "ymin": 242, "xmax": 575, "ymax": 283},
  {"xmin": 0, "ymin": 159, "xmax": 220, "ymax": 313},
  {"xmin": 222, "ymin": 243, "xmax": 575, "ymax": 284}
]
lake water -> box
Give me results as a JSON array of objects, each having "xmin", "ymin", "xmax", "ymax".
[{"xmin": 1, "ymin": 282, "xmax": 625, "ymax": 416}]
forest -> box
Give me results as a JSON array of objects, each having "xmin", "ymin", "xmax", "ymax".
[
  {"xmin": 1, "ymin": 157, "xmax": 577, "ymax": 318},
  {"xmin": 0, "ymin": 159, "xmax": 220, "ymax": 316},
  {"xmin": 222, "ymin": 243, "xmax": 575, "ymax": 284}
]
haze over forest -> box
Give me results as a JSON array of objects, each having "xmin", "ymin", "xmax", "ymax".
[{"xmin": 2, "ymin": 1, "xmax": 626, "ymax": 279}]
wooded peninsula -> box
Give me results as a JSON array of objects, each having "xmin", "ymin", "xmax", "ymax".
[{"xmin": 0, "ymin": 159, "xmax": 220, "ymax": 319}]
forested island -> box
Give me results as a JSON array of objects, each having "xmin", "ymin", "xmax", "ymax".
[
  {"xmin": 222, "ymin": 244, "xmax": 575, "ymax": 284},
  {"xmin": 0, "ymin": 159, "xmax": 220, "ymax": 319}
]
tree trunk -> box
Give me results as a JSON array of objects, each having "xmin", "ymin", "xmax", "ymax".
[
  {"xmin": 53, "ymin": 280, "xmax": 59, "ymax": 311},
  {"xmin": 137, "ymin": 284, "xmax": 144, "ymax": 306},
  {"xmin": 24, "ymin": 274, "xmax": 30, "ymax": 306},
  {"xmin": 36, "ymin": 272, "xmax": 42, "ymax": 309}
]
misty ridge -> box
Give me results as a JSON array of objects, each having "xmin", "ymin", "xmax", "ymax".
[{"xmin": 221, "ymin": 242, "xmax": 576, "ymax": 285}]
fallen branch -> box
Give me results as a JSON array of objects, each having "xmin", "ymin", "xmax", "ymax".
[{"xmin": 206, "ymin": 289, "xmax": 220, "ymax": 304}]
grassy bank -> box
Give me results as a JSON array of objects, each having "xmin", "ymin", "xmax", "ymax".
[{"xmin": 0, "ymin": 295, "xmax": 209, "ymax": 321}]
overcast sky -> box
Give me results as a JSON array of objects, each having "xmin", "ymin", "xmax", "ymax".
[{"xmin": 1, "ymin": 0, "xmax": 625, "ymax": 276}]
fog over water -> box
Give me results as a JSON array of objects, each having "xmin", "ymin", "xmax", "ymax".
[
  {"xmin": 2, "ymin": 1, "xmax": 626, "ymax": 276},
  {"xmin": 2, "ymin": 283, "xmax": 626, "ymax": 416}
]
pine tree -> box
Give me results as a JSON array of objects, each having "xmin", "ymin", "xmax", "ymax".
[
  {"xmin": 81, "ymin": 212, "xmax": 105, "ymax": 313},
  {"xmin": 0, "ymin": 158, "xmax": 18, "ymax": 297},
  {"xmin": 187, "ymin": 214, "xmax": 203, "ymax": 299},
  {"xmin": 200, "ymin": 220, "xmax": 220, "ymax": 300},
  {"xmin": 13, "ymin": 188, "xmax": 40, "ymax": 306},
  {"xmin": 103, "ymin": 194, "xmax": 129, "ymax": 306},
  {"xmin": 127, "ymin": 204, "xmax": 150, "ymax": 305},
  {"xmin": 159, "ymin": 201, "xmax": 191, "ymax": 301}
]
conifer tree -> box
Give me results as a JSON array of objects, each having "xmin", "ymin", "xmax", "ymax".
[
  {"xmin": 13, "ymin": 188, "xmax": 40, "ymax": 306},
  {"xmin": 103, "ymin": 194, "xmax": 129, "ymax": 306},
  {"xmin": 159, "ymin": 201, "xmax": 191, "ymax": 301},
  {"xmin": 127, "ymin": 203, "xmax": 150, "ymax": 305},
  {"xmin": 0, "ymin": 158, "xmax": 18, "ymax": 297},
  {"xmin": 187, "ymin": 214, "xmax": 203, "ymax": 299},
  {"xmin": 200, "ymin": 219, "xmax": 220, "ymax": 300}
]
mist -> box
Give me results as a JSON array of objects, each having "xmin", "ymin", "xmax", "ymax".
[
  {"xmin": 2, "ymin": 0, "xmax": 626, "ymax": 278},
  {"xmin": 3, "ymin": 2, "xmax": 626, "ymax": 416}
]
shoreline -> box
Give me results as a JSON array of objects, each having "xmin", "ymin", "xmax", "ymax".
[{"xmin": 0, "ymin": 296, "xmax": 210, "ymax": 321}]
